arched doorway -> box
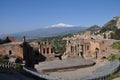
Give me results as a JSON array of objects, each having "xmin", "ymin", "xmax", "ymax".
[
  {"xmin": 95, "ymin": 48, "xmax": 99, "ymax": 59},
  {"xmin": 9, "ymin": 50, "xmax": 12, "ymax": 55}
]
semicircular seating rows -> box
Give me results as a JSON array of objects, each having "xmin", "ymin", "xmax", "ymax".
[{"xmin": 80, "ymin": 60, "xmax": 120, "ymax": 80}]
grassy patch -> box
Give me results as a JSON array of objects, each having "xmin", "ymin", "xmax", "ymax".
[
  {"xmin": 112, "ymin": 71, "xmax": 120, "ymax": 79},
  {"xmin": 15, "ymin": 63, "xmax": 23, "ymax": 71},
  {"xmin": 107, "ymin": 54, "xmax": 120, "ymax": 61},
  {"xmin": 105, "ymin": 71, "xmax": 120, "ymax": 80},
  {"xmin": 112, "ymin": 42, "xmax": 120, "ymax": 50},
  {"xmin": 0, "ymin": 55, "xmax": 8, "ymax": 64}
]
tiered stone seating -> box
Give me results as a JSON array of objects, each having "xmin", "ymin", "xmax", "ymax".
[{"xmin": 80, "ymin": 60, "xmax": 120, "ymax": 80}]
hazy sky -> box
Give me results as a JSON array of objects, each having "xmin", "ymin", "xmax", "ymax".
[{"xmin": 0, "ymin": 0, "xmax": 120, "ymax": 35}]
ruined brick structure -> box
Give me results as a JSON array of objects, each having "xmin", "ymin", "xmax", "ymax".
[
  {"xmin": 0, "ymin": 36, "xmax": 33, "ymax": 60},
  {"xmin": 0, "ymin": 36, "xmax": 35, "ymax": 67},
  {"xmin": 63, "ymin": 31, "xmax": 106, "ymax": 59},
  {"xmin": 6, "ymin": 36, "xmax": 14, "ymax": 42},
  {"xmin": 39, "ymin": 41, "xmax": 54, "ymax": 60},
  {"xmin": 0, "ymin": 36, "xmax": 15, "ymax": 44},
  {"xmin": 30, "ymin": 41, "xmax": 54, "ymax": 60},
  {"xmin": 0, "ymin": 41, "xmax": 23, "ymax": 58}
]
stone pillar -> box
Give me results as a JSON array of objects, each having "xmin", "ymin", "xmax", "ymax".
[
  {"xmin": 22, "ymin": 36, "xmax": 33, "ymax": 67},
  {"xmin": 23, "ymin": 36, "xmax": 26, "ymax": 42}
]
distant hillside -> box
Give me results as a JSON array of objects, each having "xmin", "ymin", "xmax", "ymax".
[
  {"xmin": 100, "ymin": 16, "xmax": 120, "ymax": 40},
  {"xmin": 86, "ymin": 25, "xmax": 101, "ymax": 32},
  {"xmin": 0, "ymin": 26, "xmax": 87, "ymax": 39},
  {"xmin": 100, "ymin": 18, "xmax": 117, "ymax": 33}
]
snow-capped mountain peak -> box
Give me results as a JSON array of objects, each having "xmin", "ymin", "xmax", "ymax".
[{"xmin": 49, "ymin": 23, "xmax": 75, "ymax": 28}]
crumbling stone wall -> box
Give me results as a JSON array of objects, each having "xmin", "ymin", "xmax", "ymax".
[
  {"xmin": 0, "ymin": 42, "xmax": 23, "ymax": 59},
  {"xmin": 39, "ymin": 42, "xmax": 54, "ymax": 60},
  {"xmin": 64, "ymin": 33, "xmax": 106, "ymax": 59}
]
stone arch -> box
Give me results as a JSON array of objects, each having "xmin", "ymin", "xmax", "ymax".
[
  {"xmin": 47, "ymin": 48, "xmax": 49, "ymax": 54},
  {"xmin": 43, "ymin": 48, "xmax": 45, "ymax": 54},
  {"xmin": 95, "ymin": 48, "xmax": 99, "ymax": 59}
]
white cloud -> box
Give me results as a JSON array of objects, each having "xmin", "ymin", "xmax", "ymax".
[{"xmin": 50, "ymin": 23, "xmax": 75, "ymax": 28}]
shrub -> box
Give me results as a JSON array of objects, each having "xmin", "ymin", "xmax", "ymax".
[
  {"xmin": 112, "ymin": 42, "xmax": 120, "ymax": 50},
  {"xmin": 15, "ymin": 63, "xmax": 22, "ymax": 71},
  {"xmin": 107, "ymin": 54, "xmax": 120, "ymax": 61}
]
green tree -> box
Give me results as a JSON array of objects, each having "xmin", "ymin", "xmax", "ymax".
[
  {"xmin": 114, "ymin": 29, "xmax": 120, "ymax": 40},
  {"xmin": 52, "ymin": 39, "xmax": 66, "ymax": 54},
  {"xmin": 112, "ymin": 42, "xmax": 120, "ymax": 50}
]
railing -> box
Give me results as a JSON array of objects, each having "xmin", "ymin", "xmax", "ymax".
[{"xmin": 0, "ymin": 62, "xmax": 16, "ymax": 73}]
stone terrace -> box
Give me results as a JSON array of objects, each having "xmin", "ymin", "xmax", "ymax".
[{"xmin": 35, "ymin": 58, "xmax": 95, "ymax": 72}]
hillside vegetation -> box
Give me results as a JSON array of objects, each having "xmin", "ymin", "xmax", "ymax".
[
  {"xmin": 111, "ymin": 29, "xmax": 120, "ymax": 40},
  {"xmin": 100, "ymin": 19, "xmax": 117, "ymax": 33},
  {"xmin": 86, "ymin": 25, "xmax": 101, "ymax": 32},
  {"xmin": 112, "ymin": 42, "xmax": 120, "ymax": 50},
  {"xmin": 100, "ymin": 17, "xmax": 120, "ymax": 40}
]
